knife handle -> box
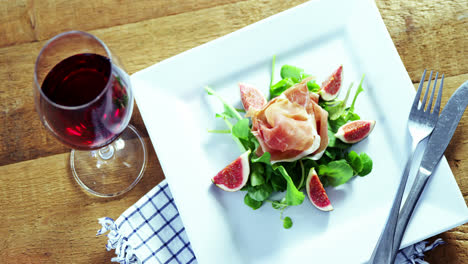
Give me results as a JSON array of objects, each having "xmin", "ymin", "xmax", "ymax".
[{"xmin": 389, "ymin": 169, "xmax": 431, "ymax": 263}]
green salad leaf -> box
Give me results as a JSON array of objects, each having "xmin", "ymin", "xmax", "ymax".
[
  {"xmin": 323, "ymin": 82, "xmax": 353, "ymax": 120},
  {"xmin": 283, "ymin": 216, "xmax": 293, "ymax": 229},
  {"xmin": 270, "ymin": 78, "xmax": 295, "ymax": 99},
  {"xmin": 270, "ymin": 64, "xmax": 320, "ymax": 99},
  {"xmin": 251, "ymin": 152, "xmax": 271, "ymax": 164},
  {"xmin": 318, "ymin": 160, "xmax": 354, "ymax": 187},
  {"xmin": 205, "ymin": 86, "xmax": 242, "ymax": 121},
  {"xmin": 347, "ymin": 151, "xmax": 363, "ymax": 174},
  {"xmin": 358, "ymin": 152, "xmax": 373, "ymax": 176},
  {"xmin": 280, "ymin": 65, "xmax": 304, "ymax": 83},
  {"xmin": 246, "ymin": 184, "xmax": 273, "ymax": 202},
  {"xmin": 325, "ymin": 75, "xmax": 365, "ymax": 133},
  {"xmin": 244, "ymin": 193, "xmax": 262, "ymax": 210},
  {"xmin": 250, "ymin": 163, "xmax": 265, "ymax": 186},
  {"xmin": 272, "ymin": 165, "xmax": 305, "ymax": 206},
  {"xmin": 350, "ymin": 75, "xmax": 365, "ymax": 113},
  {"xmin": 232, "ymin": 118, "xmax": 250, "ymax": 140},
  {"xmin": 307, "ymin": 79, "xmax": 321, "ymax": 93}
]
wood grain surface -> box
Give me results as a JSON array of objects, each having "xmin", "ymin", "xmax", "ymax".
[{"xmin": 0, "ymin": 0, "xmax": 467, "ymax": 263}]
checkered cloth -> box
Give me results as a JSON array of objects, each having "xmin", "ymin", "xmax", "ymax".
[{"xmin": 97, "ymin": 180, "xmax": 444, "ymax": 264}]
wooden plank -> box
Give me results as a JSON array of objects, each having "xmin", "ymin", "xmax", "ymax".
[
  {"xmin": 0, "ymin": 0, "xmax": 36, "ymax": 48},
  {"xmin": 0, "ymin": 0, "xmax": 308, "ymax": 166},
  {"xmin": 0, "ymin": 138, "xmax": 164, "ymax": 263},
  {"xmin": 376, "ymin": 0, "xmax": 468, "ymax": 80},
  {"xmin": 427, "ymin": 223, "xmax": 468, "ymax": 263},
  {"xmin": 0, "ymin": 0, "xmax": 246, "ymax": 48}
]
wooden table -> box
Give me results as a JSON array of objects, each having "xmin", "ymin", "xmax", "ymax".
[{"xmin": 0, "ymin": 0, "xmax": 466, "ymax": 263}]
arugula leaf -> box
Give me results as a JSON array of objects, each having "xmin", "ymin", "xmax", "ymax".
[
  {"xmin": 206, "ymin": 88, "xmax": 257, "ymax": 152},
  {"xmin": 350, "ymin": 74, "xmax": 365, "ymax": 112},
  {"xmin": 207, "ymin": 129, "xmax": 231, "ymax": 134},
  {"xmin": 297, "ymin": 160, "xmax": 306, "ymax": 190},
  {"xmin": 344, "ymin": 111, "xmax": 361, "ymax": 122},
  {"xmin": 328, "ymin": 112, "xmax": 361, "ymax": 133},
  {"xmin": 307, "ymin": 80, "xmax": 320, "ymax": 93},
  {"xmin": 242, "ymin": 132, "xmax": 260, "ymax": 152},
  {"xmin": 251, "ymin": 152, "xmax": 271, "ymax": 164},
  {"xmin": 318, "ymin": 160, "xmax": 354, "ymax": 187},
  {"xmin": 280, "ymin": 65, "xmax": 304, "ymax": 82},
  {"xmin": 214, "ymin": 113, "xmax": 246, "ymax": 152},
  {"xmin": 325, "ymin": 75, "xmax": 365, "ymax": 133},
  {"xmin": 272, "ymin": 165, "xmax": 305, "ymax": 206},
  {"xmin": 205, "ymin": 86, "xmax": 242, "ymax": 121},
  {"xmin": 264, "ymin": 164, "xmax": 273, "ymax": 183},
  {"xmin": 270, "ymin": 55, "xmax": 276, "ymax": 88},
  {"xmin": 359, "ymin": 153, "xmax": 373, "ymax": 176},
  {"xmin": 324, "ymin": 149, "xmax": 337, "ymax": 160},
  {"xmin": 270, "ymin": 78, "xmax": 295, "ymax": 99},
  {"xmin": 232, "ymin": 118, "xmax": 250, "ymax": 140},
  {"xmin": 324, "ymin": 82, "xmax": 353, "ymax": 120},
  {"xmin": 251, "ymin": 152, "xmax": 274, "ymax": 183},
  {"xmin": 270, "ymin": 197, "xmax": 287, "ymax": 210},
  {"xmin": 301, "ymin": 73, "xmax": 312, "ymax": 79},
  {"xmin": 244, "ymin": 193, "xmax": 262, "ymax": 210},
  {"xmin": 271, "ymin": 171, "xmax": 287, "ymax": 192}
]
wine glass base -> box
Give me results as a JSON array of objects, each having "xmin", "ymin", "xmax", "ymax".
[{"xmin": 70, "ymin": 125, "xmax": 147, "ymax": 197}]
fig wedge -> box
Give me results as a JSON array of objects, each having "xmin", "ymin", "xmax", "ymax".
[
  {"xmin": 306, "ymin": 168, "xmax": 333, "ymax": 211},
  {"xmin": 212, "ymin": 150, "xmax": 251, "ymax": 192},
  {"xmin": 239, "ymin": 83, "xmax": 267, "ymax": 111},
  {"xmin": 320, "ymin": 65, "xmax": 343, "ymax": 101},
  {"xmin": 335, "ymin": 120, "xmax": 376, "ymax": 144}
]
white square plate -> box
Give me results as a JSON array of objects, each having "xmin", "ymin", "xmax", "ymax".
[{"xmin": 131, "ymin": 0, "xmax": 468, "ymax": 263}]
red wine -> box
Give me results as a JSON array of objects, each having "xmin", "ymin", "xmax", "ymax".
[{"xmin": 40, "ymin": 53, "xmax": 132, "ymax": 150}]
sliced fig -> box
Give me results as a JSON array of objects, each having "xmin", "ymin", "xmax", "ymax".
[
  {"xmin": 306, "ymin": 168, "xmax": 333, "ymax": 211},
  {"xmin": 320, "ymin": 65, "xmax": 343, "ymax": 101},
  {"xmin": 239, "ymin": 83, "xmax": 267, "ymax": 111},
  {"xmin": 335, "ymin": 120, "xmax": 376, "ymax": 144},
  {"xmin": 212, "ymin": 150, "xmax": 251, "ymax": 192}
]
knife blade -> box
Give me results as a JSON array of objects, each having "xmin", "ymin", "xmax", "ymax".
[
  {"xmin": 419, "ymin": 80, "xmax": 468, "ymax": 175},
  {"xmin": 390, "ymin": 80, "xmax": 468, "ymax": 263}
]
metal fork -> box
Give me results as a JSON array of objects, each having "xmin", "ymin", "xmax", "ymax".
[{"xmin": 368, "ymin": 70, "xmax": 444, "ymax": 264}]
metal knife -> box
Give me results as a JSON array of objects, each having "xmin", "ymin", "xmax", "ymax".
[{"xmin": 389, "ymin": 80, "xmax": 468, "ymax": 263}]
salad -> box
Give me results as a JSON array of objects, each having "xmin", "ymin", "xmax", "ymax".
[{"xmin": 206, "ymin": 57, "xmax": 375, "ymax": 229}]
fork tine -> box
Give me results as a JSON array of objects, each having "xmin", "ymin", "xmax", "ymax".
[
  {"xmin": 426, "ymin": 72, "xmax": 439, "ymax": 112},
  {"xmin": 412, "ymin": 69, "xmax": 427, "ymax": 109},
  {"xmin": 420, "ymin": 70, "xmax": 433, "ymax": 110},
  {"xmin": 433, "ymin": 74, "xmax": 444, "ymax": 115}
]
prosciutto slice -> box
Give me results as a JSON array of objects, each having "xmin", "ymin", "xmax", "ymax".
[{"xmin": 247, "ymin": 80, "xmax": 328, "ymax": 163}]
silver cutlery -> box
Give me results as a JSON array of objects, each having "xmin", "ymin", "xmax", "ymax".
[
  {"xmin": 368, "ymin": 70, "xmax": 444, "ymax": 264},
  {"xmin": 389, "ymin": 80, "xmax": 468, "ymax": 263}
]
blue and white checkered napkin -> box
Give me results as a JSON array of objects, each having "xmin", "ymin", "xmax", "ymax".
[{"xmin": 97, "ymin": 180, "xmax": 444, "ymax": 264}]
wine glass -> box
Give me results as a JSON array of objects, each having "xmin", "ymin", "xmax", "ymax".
[{"xmin": 34, "ymin": 31, "xmax": 147, "ymax": 197}]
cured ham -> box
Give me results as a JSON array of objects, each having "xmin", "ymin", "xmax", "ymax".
[{"xmin": 242, "ymin": 81, "xmax": 328, "ymax": 163}]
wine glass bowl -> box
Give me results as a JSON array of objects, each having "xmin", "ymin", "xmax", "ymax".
[{"xmin": 34, "ymin": 31, "xmax": 146, "ymax": 197}]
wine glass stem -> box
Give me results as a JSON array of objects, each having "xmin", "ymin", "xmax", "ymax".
[{"xmin": 98, "ymin": 145, "xmax": 114, "ymax": 160}]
